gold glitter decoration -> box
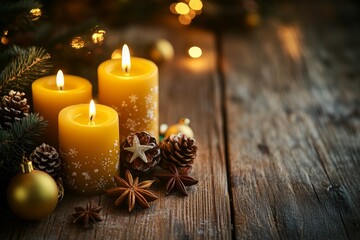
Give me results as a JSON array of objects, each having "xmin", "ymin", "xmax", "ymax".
[
  {"xmin": 71, "ymin": 36, "xmax": 85, "ymax": 49},
  {"xmin": 29, "ymin": 8, "xmax": 42, "ymax": 21},
  {"xmin": 92, "ymin": 30, "xmax": 106, "ymax": 44}
]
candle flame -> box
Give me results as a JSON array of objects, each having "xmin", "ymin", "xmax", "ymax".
[
  {"xmin": 122, "ymin": 44, "xmax": 131, "ymax": 74},
  {"xmin": 89, "ymin": 99, "xmax": 96, "ymax": 123},
  {"xmin": 56, "ymin": 70, "xmax": 64, "ymax": 90}
]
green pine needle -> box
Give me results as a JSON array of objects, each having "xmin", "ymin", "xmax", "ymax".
[
  {"xmin": 0, "ymin": 46, "xmax": 52, "ymax": 96},
  {"xmin": 0, "ymin": 113, "xmax": 48, "ymax": 176}
]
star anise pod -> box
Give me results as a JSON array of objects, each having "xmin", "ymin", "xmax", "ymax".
[
  {"xmin": 106, "ymin": 169, "xmax": 158, "ymax": 212},
  {"xmin": 154, "ymin": 163, "xmax": 198, "ymax": 196},
  {"xmin": 72, "ymin": 201, "xmax": 102, "ymax": 228}
]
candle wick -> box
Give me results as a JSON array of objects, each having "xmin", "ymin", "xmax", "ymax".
[
  {"xmin": 89, "ymin": 115, "xmax": 94, "ymax": 124},
  {"xmin": 59, "ymin": 86, "xmax": 63, "ymax": 91},
  {"xmin": 124, "ymin": 66, "xmax": 129, "ymax": 75}
]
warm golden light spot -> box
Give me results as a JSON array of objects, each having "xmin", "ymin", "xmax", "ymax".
[
  {"xmin": 1, "ymin": 37, "xmax": 9, "ymax": 45},
  {"xmin": 150, "ymin": 39, "xmax": 174, "ymax": 62},
  {"xmin": 111, "ymin": 49, "xmax": 122, "ymax": 59},
  {"xmin": 29, "ymin": 8, "xmax": 42, "ymax": 21},
  {"xmin": 175, "ymin": 2, "xmax": 190, "ymax": 15},
  {"xmin": 71, "ymin": 36, "xmax": 85, "ymax": 49},
  {"xmin": 188, "ymin": 46, "xmax": 202, "ymax": 58},
  {"xmin": 169, "ymin": 3, "xmax": 177, "ymax": 14},
  {"xmin": 188, "ymin": 9, "xmax": 196, "ymax": 19},
  {"xmin": 196, "ymin": 9, "xmax": 202, "ymax": 15},
  {"xmin": 178, "ymin": 14, "xmax": 192, "ymax": 25},
  {"xmin": 92, "ymin": 30, "xmax": 106, "ymax": 44},
  {"xmin": 122, "ymin": 44, "xmax": 131, "ymax": 73},
  {"xmin": 89, "ymin": 100, "xmax": 96, "ymax": 123},
  {"xmin": 56, "ymin": 70, "xmax": 64, "ymax": 90},
  {"xmin": 189, "ymin": 0, "xmax": 203, "ymax": 11}
]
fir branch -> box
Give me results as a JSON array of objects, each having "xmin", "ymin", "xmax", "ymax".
[
  {"xmin": 0, "ymin": 113, "xmax": 47, "ymax": 176},
  {"xmin": 0, "ymin": 46, "xmax": 52, "ymax": 96},
  {"xmin": 0, "ymin": 46, "xmax": 23, "ymax": 70},
  {"xmin": 9, "ymin": 112, "xmax": 48, "ymax": 153}
]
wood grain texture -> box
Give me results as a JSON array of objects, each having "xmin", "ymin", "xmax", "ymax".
[
  {"xmin": 0, "ymin": 24, "xmax": 231, "ymax": 239},
  {"xmin": 223, "ymin": 2, "xmax": 360, "ymax": 239}
]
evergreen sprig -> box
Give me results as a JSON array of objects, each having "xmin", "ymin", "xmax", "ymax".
[
  {"xmin": 0, "ymin": 46, "xmax": 52, "ymax": 96},
  {"xmin": 0, "ymin": 113, "xmax": 47, "ymax": 176}
]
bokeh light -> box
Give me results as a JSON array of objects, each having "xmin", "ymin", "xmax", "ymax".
[
  {"xmin": 188, "ymin": 9, "xmax": 196, "ymax": 19},
  {"xmin": 178, "ymin": 14, "xmax": 192, "ymax": 25},
  {"xmin": 171, "ymin": 1, "xmax": 204, "ymax": 25},
  {"xmin": 175, "ymin": 2, "xmax": 190, "ymax": 15},
  {"xmin": 1, "ymin": 37, "xmax": 9, "ymax": 45},
  {"xmin": 189, "ymin": 0, "xmax": 203, "ymax": 11},
  {"xmin": 111, "ymin": 48, "xmax": 122, "ymax": 59},
  {"xmin": 169, "ymin": 3, "xmax": 177, "ymax": 14},
  {"xmin": 1, "ymin": 30, "xmax": 9, "ymax": 45},
  {"xmin": 188, "ymin": 46, "xmax": 202, "ymax": 58}
]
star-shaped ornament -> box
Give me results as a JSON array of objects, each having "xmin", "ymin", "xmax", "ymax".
[{"xmin": 124, "ymin": 135, "xmax": 153, "ymax": 163}]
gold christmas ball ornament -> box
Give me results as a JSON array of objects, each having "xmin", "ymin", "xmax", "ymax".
[
  {"xmin": 165, "ymin": 118, "xmax": 194, "ymax": 138},
  {"xmin": 150, "ymin": 39, "xmax": 174, "ymax": 63},
  {"xmin": 7, "ymin": 159, "xmax": 59, "ymax": 220}
]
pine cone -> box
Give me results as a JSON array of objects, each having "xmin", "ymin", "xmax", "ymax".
[
  {"xmin": 160, "ymin": 133, "xmax": 197, "ymax": 169},
  {"xmin": 120, "ymin": 131, "xmax": 160, "ymax": 174},
  {"xmin": 0, "ymin": 90, "xmax": 30, "ymax": 129},
  {"xmin": 29, "ymin": 143, "xmax": 62, "ymax": 179}
]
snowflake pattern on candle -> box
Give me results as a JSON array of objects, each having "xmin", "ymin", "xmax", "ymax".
[
  {"xmin": 111, "ymin": 87, "xmax": 158, "ymax": 141},
  {"xmin": 61, "ymin": 139, "xmax": 119, "ymax": 194},
  {"xmin": 129, "ymin": 94, "xmax": 138, "ymax": 103}
]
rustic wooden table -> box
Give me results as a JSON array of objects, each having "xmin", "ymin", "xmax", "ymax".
[{"xmin": 1, "ymin": 1, "xmax": 359, "ymax": 239}]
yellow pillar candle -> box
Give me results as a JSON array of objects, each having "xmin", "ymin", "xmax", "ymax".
[
  {"xmin": 32, "ymin": 70, "xmax": 92, "ymax": 148},
  {"xmin": 58, "ymin": 100, "xmax": 119, "ymax": 194},
  {"xmin": 98, "ymin": 44, "xmax": 159, "ymax": 142}
]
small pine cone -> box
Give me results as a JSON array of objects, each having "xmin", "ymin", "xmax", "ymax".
[
  {"xmin": 0, "ymin": 90, "xmax": 30, "ymax": 129},
  {"xmin": 29, "ymin": 143, "xmax": 62, "ymax": 179},
  {"xmin": 120, "ymin": 131, "xmax": 161, "ymax": 174},
  {"xmin": 160, "ymin": 133, "xmax": 197, "ymax": 169}
]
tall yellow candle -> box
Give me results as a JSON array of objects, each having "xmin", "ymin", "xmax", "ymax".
[
  {"xmin": 58, "ymin": 100, "xmax": 119, "ymax": 194},
  {"xmin": 98, "ymin": 44, "xmax": 159, "ymax": 142},
  {"xmin": 32, "ymin": 70, "xmax": 92, "ymax": 148}
]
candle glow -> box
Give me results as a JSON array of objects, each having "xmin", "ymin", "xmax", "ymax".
[
  {"xmin": 98, "ymin": 45, "xmax": 159, "ymax": 142},
  {"xmin": 122, "ymin": 44, "xmax": 131, "ymax": 73},
  {"xmin": 56, "ymin": 70, "xmax": 64, "ymax": 90},
  {"xmin": 58, "ymin": 103, "xmax": 119, "ymax": 194},
  {"xmin": 89, "ymin": 99, "xmax": 96, "ymax": 123},
  {"xmin": 32, "ymin": 73, "xmax": 92, "ymax": 148}
]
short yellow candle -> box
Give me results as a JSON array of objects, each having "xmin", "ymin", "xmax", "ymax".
[
  {"xmin": 32, "ymin": 70, "xmax": 92, "ymax": 148},
  {"xmin": 58, "ymin": 100, "xmax": 119, "ymax": 194},
  {"xmin": 98, "ymin": 44, "xmax": 159, "ymax": 142}
]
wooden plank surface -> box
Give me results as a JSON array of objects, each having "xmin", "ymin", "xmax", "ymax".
[
  {"xmin": 223, "ymin": 1, "xmax": 360, "ymax": 239},
  {"xmin": 1, "ymin": 1, "xmax": 359, "ymax": 239},
  {"xmin": 0, "ymin": 24, "xmax": 231, "ymax": 239}
]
